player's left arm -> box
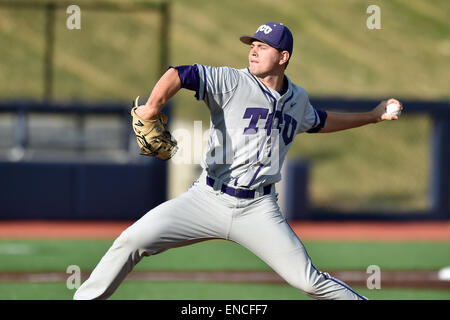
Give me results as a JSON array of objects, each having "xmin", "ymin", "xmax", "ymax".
[{"xmin": 318, "ymin": 98, "xmax": 403, "ymax": 133}]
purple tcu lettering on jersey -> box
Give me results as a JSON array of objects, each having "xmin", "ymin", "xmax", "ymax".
[
  {"xmin": 243, "ymin": 107, "xmax": 298, "ymax": 145},
  {"xmin": 282, "ymin": 113, "xmax": 297, "ymax": 144},
  {"xmin": 243, "ymin": 107, "xmax": 269, "ymax": 134},
  {"xmin": 264, "ymin": 110, "xmax": 284, "ymax": 136}
]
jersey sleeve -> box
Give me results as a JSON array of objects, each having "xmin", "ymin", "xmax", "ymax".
[
  {"xmin": 195, "ymin": 64, "xmax": 240, "ymax": 112},
  {"xmin": 296, "ymin": 96, "xmax": 328, "ymax": 134},
  {"xmin": 172, "ymin": 65, "xmax": 200, "ymax": 92}
]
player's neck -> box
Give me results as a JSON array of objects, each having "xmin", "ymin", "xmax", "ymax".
[{"xmin": 257, "ymin": 72, "xmax": 285, "ymax": 92}]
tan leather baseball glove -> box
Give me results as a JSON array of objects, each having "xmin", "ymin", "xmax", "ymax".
[{"xmin": 130, "ymin": 97, "xmax": 178, "ymax": 160}]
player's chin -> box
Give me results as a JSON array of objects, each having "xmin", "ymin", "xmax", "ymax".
[
  {"xmin": 249, "ymin": 65, "xmax": 267, "ymax": 77},
  {"xmin": 248, "ymin": 64, "xmax": 259, "ymax": 74}
]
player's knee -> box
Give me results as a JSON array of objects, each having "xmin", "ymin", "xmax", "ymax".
[
  {"xmin": 112, "ymin": 222, "xmax": 168, "ymax": 255},
  {"xmin": 109, "ymin": 230, "xmax": 149, "ymax": 266},
  {"xmin": 113, "ymin": 229, "xmax": 140, "ymax": 251},
  {"xmin": 301, "ymin": 283, "xmax": 322, "ymax": 298},
  {"xmin": 294, "ymin": 280, "xmax": 317, "ymax": 296},
  {"xmin": 285, "ymin": 272, "xmax": 320, "ymax": 296}
]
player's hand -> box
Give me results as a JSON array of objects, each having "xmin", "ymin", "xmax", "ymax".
[
  {"xmin": 134, "ymin": 104, "xmax": 158, "ymax": 121},
  {"xmin": 132, "ymin": 97, "xmax": 159, "ymax": 120},
  {"xmin": 372, "ymin": 98, "xmax": 403, "ymax": 122}
]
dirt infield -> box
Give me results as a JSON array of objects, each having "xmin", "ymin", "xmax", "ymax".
[
  {"xmin": 0, "ymin": 220, "xmax": 449, "ymax": 241},
  {"xmin": 0, "ymin": 270, "xmax": 448, "ymax": 289}
]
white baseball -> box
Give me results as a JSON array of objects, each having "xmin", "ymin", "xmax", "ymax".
[{"xmin": 386, "ymin": 103, "xmax": 401, "ymax": 116}]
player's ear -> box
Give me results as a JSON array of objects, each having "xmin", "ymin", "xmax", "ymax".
[
  {"xmin": 279, "ymin": 51, "xmax": 290, "ymax": 68},
  {"xmin": 279, "ymin": 50, "xmax": 290, "ymax": 69}
]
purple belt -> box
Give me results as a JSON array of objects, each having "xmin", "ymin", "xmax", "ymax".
[{"xmin": 206, "ymin": 176, "xmax": 272, "ymax": 199}]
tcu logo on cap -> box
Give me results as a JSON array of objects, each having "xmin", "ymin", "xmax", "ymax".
[{"xmin": 256, "ymin": 24, "xmax": 272, "ymax": 34}]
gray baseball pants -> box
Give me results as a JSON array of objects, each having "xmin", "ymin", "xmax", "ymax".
[{"xmin": 74, "ymin": 171, "xmax": 366, "ymax": 300}]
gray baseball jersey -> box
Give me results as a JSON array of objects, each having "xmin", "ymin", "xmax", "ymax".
[{"xmin": 195, "ymin": 64, "xmax": 322, "ymax": 190}]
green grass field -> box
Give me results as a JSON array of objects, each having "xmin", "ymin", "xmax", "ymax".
[
  {"xmin": 0, "ymin": 239, "xmax": 448, "ymax": 300},
  {"xmin": 1, "ymin": 239, "xmax": 450, "ymax": 271},
  {"xmin": 1, "ymin": 282, "xmax": 449, "ymax": 300},
  {"xmin": 0, "ymin": 0, "xmax": 448, "ymax": 211}
]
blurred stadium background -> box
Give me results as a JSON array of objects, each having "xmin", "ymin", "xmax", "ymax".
[{"xmin": 0, "ymin": 0, "xmax": 448, "ymax": 300}]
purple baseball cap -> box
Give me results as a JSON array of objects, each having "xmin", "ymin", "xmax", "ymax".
[{"xmin": 240, "ymin": 22, "xmax": 293, "ymax": 57}]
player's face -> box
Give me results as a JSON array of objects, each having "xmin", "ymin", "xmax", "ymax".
[{"xmin": 248, "ymin": 41, "xmax": 284, "ymax": 77}]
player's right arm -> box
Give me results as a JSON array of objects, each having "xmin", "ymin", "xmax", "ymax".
[{"xmin": 134, "ymin": 68, "xmax": 181, "ymax": 120}]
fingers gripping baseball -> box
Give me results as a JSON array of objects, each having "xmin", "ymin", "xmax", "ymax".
[
  {"xmin": 374, "ymin": 98, "xmax": 403, "ymax": 122},
  {"xmin": 130, "ymin": 96, "xmax": 178, "ymax": 160}
]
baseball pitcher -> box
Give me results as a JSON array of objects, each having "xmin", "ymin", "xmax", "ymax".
[{"xmin": 74, "ymin": 22, "xmax": 402, "ymax": 300}]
